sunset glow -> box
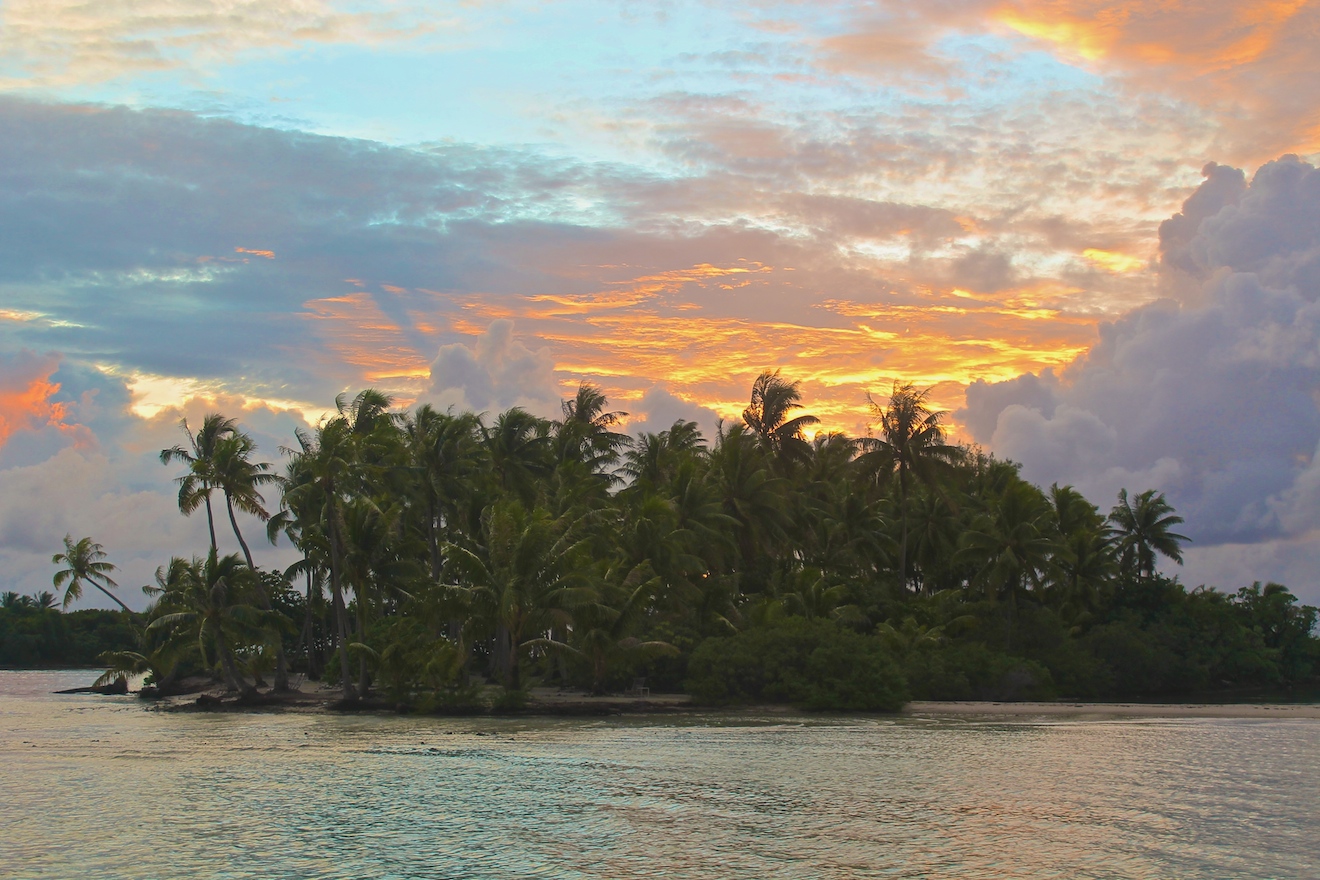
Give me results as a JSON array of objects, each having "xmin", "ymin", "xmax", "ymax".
[{"xmin": 2, "ymin": 0, "xmax": 1320, "ymax": 601}]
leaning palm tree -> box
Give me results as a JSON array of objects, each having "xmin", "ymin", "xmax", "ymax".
[
  {"xmin": 52, "ymin": 535, "xmax": 132, "ymax": 613},
  {"xmin": 212, "ymin": 431, "xmax": 289, "ymax": 690},
  {"xmin": 860, "ymin": 381, "xmax": 962, "ymax": 591},
  {"xmin": 161, "ymin": 414, "xmax": 239, "ymax": 554},
  {"xmin": 1109, "ymin": 488, "xmax": 1190, "ymax": 580}
]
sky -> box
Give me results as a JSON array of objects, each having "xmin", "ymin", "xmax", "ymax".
[{"xmin": 3, "ymin": 0, "xmax": 1320, "ymax": 609}]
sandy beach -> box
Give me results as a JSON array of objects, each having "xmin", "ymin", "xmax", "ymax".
[{"xmin": 905, "ymin": 701, "xmax": 1320, "ymax": 719}]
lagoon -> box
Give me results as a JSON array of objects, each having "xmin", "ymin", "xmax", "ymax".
[{"xmin": 2, "ymin": 670, "xmax": 1318, "ymax": 879}]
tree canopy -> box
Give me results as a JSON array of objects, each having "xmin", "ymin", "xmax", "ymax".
[{"xmin": 49, "ymin": 377, "xmax": 1318, "ymax": 708}]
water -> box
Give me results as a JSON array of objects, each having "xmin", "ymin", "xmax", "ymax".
[{"xmin": 2, "ymin": 671, "xmax": 1317, "ymax": 879}]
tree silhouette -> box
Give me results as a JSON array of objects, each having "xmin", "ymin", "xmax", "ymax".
[
  {"xmin": 1109, "ymin": 488, "xmax": 1190, "ymax": 579},
  {"xmin": 52, "ymin": 535, "xmax": 131, "ymax": 613}
]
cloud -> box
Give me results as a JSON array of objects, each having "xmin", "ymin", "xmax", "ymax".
[
  {"xmin": 624, "ymin": 386, "xmax": 723, "ymax": 440},
  {"xmin": 0, "ymin": 0, "xmax": 434, "ymax": 87},
  {"xmin": 959, "ymin": 155, "xmax": 1320, "ymax": 599},
  {"xmin": 425, "ymin": 320, "xmax": 561, "ymax": 417},
  {"xmin": 990, "ymin": 0, "xmax": 1320, "ymax": 158},
  {"xmin": 0, "ymin": 349, "xmax": 91, "ymax": 453}
]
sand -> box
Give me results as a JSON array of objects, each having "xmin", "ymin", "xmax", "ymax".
[{"xmin": 904, "ymin": 700, "xmax": 1320, "ymax": 719}]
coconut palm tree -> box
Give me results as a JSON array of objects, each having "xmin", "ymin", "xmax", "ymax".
[
  {"xmin": 741, "ymin": 370, "xmax": 820, "ymax": 468},
  {"xmin": 279, "ymin": 418, "xmax": 360, "ymax": 700},
  {"xmin": 146, "ymin": 551, "xmax": 266, "ymax": 696},
  {"xmin": 52, "ymin": 535, "xmax": 132, "ymax": 613},
  {"xmin": 403, "ymin": 405, "xmax": 484, "ymax": 581},
  {"xmin": 161, "ymin": 414, "xmax": 239, "ymax": 555},
  {"xmin": 1109, "ymin": 488, "xmax": 1190, "ymax": 580},
  {"xmin": 443, "ymin": 500, "xmax": 592, "ymax": 689},
  {"xmin": 212, "ymin": 431, "xmax": 289, "ymax": 690},
  {"xmin": 861, "ymin": 381, "xmax": 962, "ymax": 591},
  {"xmin": 555, "ymin": 383, "xmax": 629, "ymax": 474},
  {"xmin": 1049, "ymin": 484, "xmax": 1116, "ymax": 614},
  {"xmin": 485, "ymin": 408, "xmax": 553, "ymax": 506},
  {"xmin": 956, "ymin": 481, "xmax": 1060, "ymax": 641}
]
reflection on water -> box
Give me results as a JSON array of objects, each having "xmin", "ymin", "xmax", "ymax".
[{"xmin": 2, "ymin": 670, "xmax": 1318, "ymax": 879}]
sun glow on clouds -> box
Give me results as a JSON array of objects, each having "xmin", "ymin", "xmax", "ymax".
[
  {"xmin": 110, "ymin": 368, "xmax": 327, "ymax": 426},
  {"xmin": 1082, "ymin": 248, "xmax": 1147, "ymax": 273},
  {"xmin": 293, "ymin": 258, "xmax": 1099, "ymax": 436},
  {"xmin": 0, "ymin": 354, "xmax": 87, "ymax": 449}
]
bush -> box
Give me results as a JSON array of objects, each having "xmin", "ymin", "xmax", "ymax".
[
  {"xmin": 686, "ymin": 617, "xmax": 907, "ymax": 711},
  {"xmin": 904, "ymin": 641, "xmax": 1056, "ymax": 701}
]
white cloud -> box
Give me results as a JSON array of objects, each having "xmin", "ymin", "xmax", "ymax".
[{"xmin": 424, "ymin": 319, "xmax": 561, "ymax": 418}]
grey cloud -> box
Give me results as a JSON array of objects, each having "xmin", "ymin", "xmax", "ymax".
[
  {"xmin": 959, "ymin": 157, "xmax": 1320, "ymax": 593},
  {"xmin": 625, "ymin": 386, "xmax": 722, "ymax": 440},
  {"xmin": 425, "ymin": 320, "xmax": 560, "ymax": 417}
]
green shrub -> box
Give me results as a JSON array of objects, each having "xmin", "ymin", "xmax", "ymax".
[{"xmin": 686, "ymin": 617, "xmax": 907, "ymax": 711}]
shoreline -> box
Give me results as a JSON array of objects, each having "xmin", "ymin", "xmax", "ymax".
[
  {"xmin": 904, "ymin": 700, "xmax": 1320, "ymax": 719},
  {"xmin": 146, "ymin": 687, "xmax": 1320, "ymax": 719}
]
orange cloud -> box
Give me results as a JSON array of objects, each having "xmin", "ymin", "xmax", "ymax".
[
  {"xmin": 295, "ymin": 264, "xmax": 1098, "ymax": 439},
  {"xmin": 301, "ymin": 289, "xmax": 437, "ymax": 403},
  {"xmin": 991, "ymin": 0, "xmax": 1320, "ymax": 156},
  {"xmin": 0, "ymin": 353, "xmax": 87, "ymax": 448},
  {"xmin": 235, "ymin": 246, "xmax": 275, "ymax": 259}
]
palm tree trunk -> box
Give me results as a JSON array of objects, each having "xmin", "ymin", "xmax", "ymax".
[
  {"xmin": 898, "ymin": 469, "xmax": 910, "ymax": 593},
  {"xmin": 92, "ymin": 581, "xmax": 135, "ymax": 615},
  {"xmin": 301, "ymin": 567, "xmax": 320, "ymax": 678},
  {"xmin": 213, "ymin": 627, "xmax": 253, "ymax": 696},
  {"xmin": 356, "ymin": 589, "xmax": 370, "ymax": 697},
  {"xmin": 225, "ymin": 493, "xmax": 289, "ymax": 691},
  {"xmin": 203, "ymin": 490, "xmax": 218, "ymax": 555},
  {"xmin": 327, "ymin": 512, "xmax": 357, "ymax": 701}
]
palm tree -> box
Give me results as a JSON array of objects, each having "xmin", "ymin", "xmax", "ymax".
[
  {"xmin": 556, "ymin": 383, "xmax": 629, "ymax": 474},
  {"xmin": 279, "ymin": 418, "xmax": 360, "ymax": 700},
  {"xmin": 709, "ymin": 424, "xmax": 791, "ymax": 590},
  {"xmin": 146, "ymin": 552, "xmax": 266, "ymax": 696},
  {"xmin": 956, "ymin": 481, "xmax": 1059, "ymax": 643},
  {"xmin": 861, "ymin": 381, "xmax": 962, "ymax": 591},
  {"xmin": 211, "ymin": 432, "xmax": 276, "ymax": 571},
  {"xmin": 52, "ymin": 535, "xmax": 131, "ymax": 613},
  {"xmin": 484, "ymin": 408, "xmax": 553, "ymax": 505},
  {"xmin": 444, "ymin": 500, "xmax": 591, "ymax": 689},
  {"xmin": 161, "ymin": 414, "xmax": 239, "ymax": 554},
  {"xmin": 1109, "ymin": 488, "xmax": 1189, "ymax": 579},
  {"xmin": 212, "ymin": 431, "xmax": 289, "ymax": 690},
  {"xmin": 741, "ymin": 370, "xmax": 820, "ymax": 467},
  {"xmin": 1049, "ymin": 484, "xmax": 1115, "ymax": 614},
  {"xmin": 403, "ymin": 405, "xmax": 484, "ymax": 581}
]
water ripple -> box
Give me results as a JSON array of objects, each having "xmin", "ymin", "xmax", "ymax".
[{"xmin": 2, "ymin": 671, "xmax": 1318, "ymax": 879}]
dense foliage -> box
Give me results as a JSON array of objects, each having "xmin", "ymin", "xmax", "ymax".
[
  {"xmin": 0, "ymin": 592, "xmax": 136, "ymax": 667},
  {"xmin": 43, "ymin": 374, "xmax": 1320, "ymax": 708}
]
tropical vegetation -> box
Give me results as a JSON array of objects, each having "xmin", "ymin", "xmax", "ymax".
[{"xmin": 23, "ymin": 374, "xmax": 1319, "ymax": 709}]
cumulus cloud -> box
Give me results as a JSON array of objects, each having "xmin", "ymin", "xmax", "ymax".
[
  {"xmin": 960, "ymin": 155, "xmax": 1320, "ymax": 598},
  {"xmin": 425, "ymin": 320, "xmax": 561, "ymax": 417},
  {"xmin": 624, "ymin": 386, "xmax": 723, "ymax": 440}
]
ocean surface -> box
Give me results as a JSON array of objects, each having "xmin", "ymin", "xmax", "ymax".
[{"xmin": 2, "ymin": 670, "xmax": 1317, "ymax": 880}]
